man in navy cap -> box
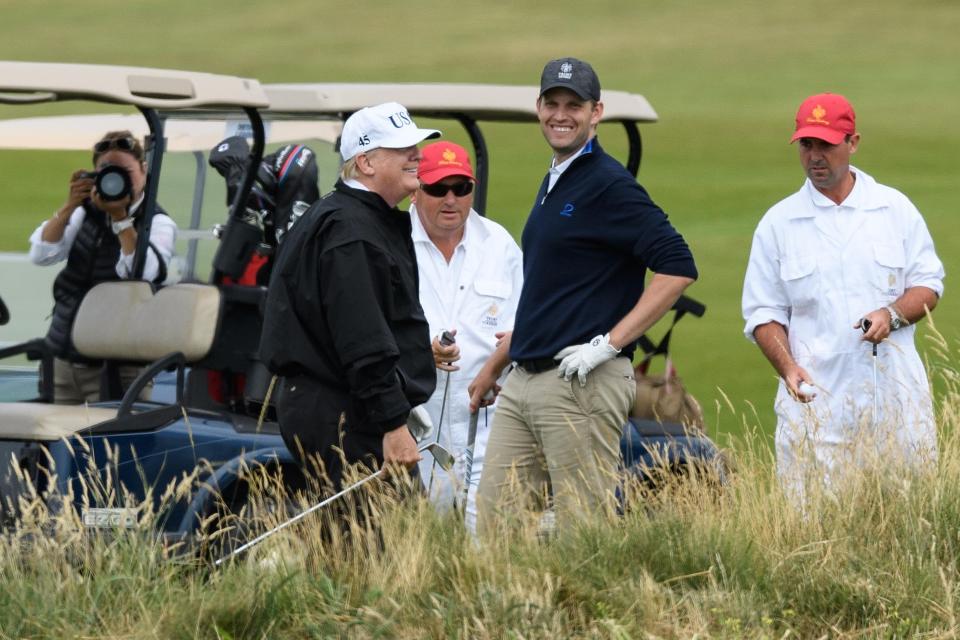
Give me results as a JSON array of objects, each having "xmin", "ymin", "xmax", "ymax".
[{"xmin": 476, "ymin": 58, "xmax": 698, "ymax": 532}]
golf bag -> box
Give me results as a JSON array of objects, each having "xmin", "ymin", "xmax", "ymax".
[
  {"xmin": 209, "ymin": 136, "xmax": 320, "ymax": 282},
  {"xmin": 632, "ymin": 296, "xmax": 705, "ymax": 429}
]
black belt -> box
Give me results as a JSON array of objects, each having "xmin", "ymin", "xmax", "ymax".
[{"xmin": 515, "ymin": 358, "xmax": 559, "ymax": 374}]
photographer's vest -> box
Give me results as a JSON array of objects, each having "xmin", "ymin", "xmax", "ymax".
[{"xmin": 44, "ymin": 200, "xmax": 168, "ymax": 361}]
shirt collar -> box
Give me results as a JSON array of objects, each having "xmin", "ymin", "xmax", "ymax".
[
  {"xmin": 550, "ymin": 136, "xmax": 595, "ymax": 172},
  {"xmin": 344, "ymin": 178, "xmax": 370, "ymax": 192},
  {"xmin": 409, "ymin": 204, "xmax": 488, "ymax": 249},
  {"xmin": 790, "ymin": 165, "xmax": 888, "ymax": 218}
]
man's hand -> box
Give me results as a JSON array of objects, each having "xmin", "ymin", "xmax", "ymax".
[
  {"xmin": 555, "ymin": 333, "xmax": 620, "ymax": 387},
  {"xmin": 432, "ymin": 330, "xmax": 461, "ymax": 372},
  {"xmin": 382, "ymin": 426, "xmax": 421, "ymax": 470},
  {"xmin": 784, "ymin": 364, "xmax": 817, "ymax": 403},
  {"xmin": 854, "ymin": 309, "xmax": 892, "ymax": 344},
  {"xmin": 467, "ymin": 370, "xmax": 501, "ymax": 413}
]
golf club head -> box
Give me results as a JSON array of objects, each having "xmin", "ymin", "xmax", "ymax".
[{"xmin": 420, "ymin": 442, "xmax": 454, "ymax": 471}]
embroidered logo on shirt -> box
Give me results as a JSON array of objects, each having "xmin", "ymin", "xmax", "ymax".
[
  {"xmin": 806, "ymin": 105, "xmax": 829, "ymax": 125},
  {"xmin": 481, "ymin": 302, "xmax": 500, "ymax": 329},
  {"xmin": 560, "ymin": 203, "xmax": 575, "ymax": 217}
]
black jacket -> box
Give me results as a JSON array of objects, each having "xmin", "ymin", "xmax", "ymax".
[{"xmin": 260, "ymin": 180, "xmax": 436, "ymax": 434}]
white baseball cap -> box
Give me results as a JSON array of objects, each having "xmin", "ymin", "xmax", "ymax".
[{"xmin": 339, "ymin": 102, "xmax": 440, "ymax": 161}]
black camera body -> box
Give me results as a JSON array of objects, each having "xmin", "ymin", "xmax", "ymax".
[{"xmin": 82, "ymin": 165, "xmax": 132, "ymax": 202}]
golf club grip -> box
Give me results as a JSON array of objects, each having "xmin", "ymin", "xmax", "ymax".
[
  {"xmin": 860, "ymin": 318, "xmax": 879, "ymax": 355},
  {"xmin": 440, "ymin": 330, "xmax": 456, "ymax": 346}
]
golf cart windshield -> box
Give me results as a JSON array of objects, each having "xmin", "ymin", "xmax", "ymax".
[{"xmin": 0, "ymin": 62, "xmax": 269, "ymax": 362}]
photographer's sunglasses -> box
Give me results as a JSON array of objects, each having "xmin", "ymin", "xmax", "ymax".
[
  {"xmin": 93, "ymin": 136, "xmax": 137, "ymax": 154},
  {"xmin": 419, "ymin": 181, "xmax": 474, "ymax": 198}
]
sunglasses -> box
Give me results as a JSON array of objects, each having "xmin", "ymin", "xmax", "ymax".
[
  {"xmin": 94, "ymin": 136, "xmax": 138, "ymax": 154},
  {"xmin": 419, "ymin": 181, "xmax": 474, "ymax": 198}
]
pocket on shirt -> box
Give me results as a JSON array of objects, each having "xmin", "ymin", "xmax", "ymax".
[
  {"xmin": 872, "ymin": 243, "xmax": 906, "ymax": 299},
  {"xmin": 779, "ymin": 254, "xmax": 818, "ymax": 308},
  {"xmin": 473, "ymin": 279, "xmax": 512, "ymax": 333}
]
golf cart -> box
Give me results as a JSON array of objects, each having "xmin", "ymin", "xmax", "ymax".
[
  {"xmin": 0, "ymin": 70, "xmax": 720, "ymax": 547},
  {"xmin": 0, "ymin": 61, "xmax": 312, "ymax": 544}
]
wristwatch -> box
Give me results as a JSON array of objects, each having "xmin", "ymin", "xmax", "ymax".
[
  {"xmin": 111, "ymin": 217, "xmax": 134, "ymax": 235},
  {"xmin": 886, "ymin": 305, "xmax": 906, "ymax": 331}
]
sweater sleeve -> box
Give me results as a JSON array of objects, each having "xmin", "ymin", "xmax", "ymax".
[{"xmin": 606, "ymin": 179, "xmax": 698, "ymax": 279}]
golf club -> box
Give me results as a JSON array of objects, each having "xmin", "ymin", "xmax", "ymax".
[
  {"xmin": 215, "ymin": 442, "xmax": 454, "ymax": 566},
  {"xmin": 428, "ymin": 330, "xmax": 456, "ymax": 494},
  {"xmin": 861, "ymin": 318, "xmax": 879, "ymax": 426},
  {"xmin": 459, "ymin": 390, "xmax": 492, "ymax": 514}
]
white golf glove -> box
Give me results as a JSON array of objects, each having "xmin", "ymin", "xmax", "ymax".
[
  {"xmin": 406, "ymin": 404, "xmax": 434, "ymax": 441},
  {"xmin": 555, "ymin": 333, "xmax": 620, "ymax": 387}
]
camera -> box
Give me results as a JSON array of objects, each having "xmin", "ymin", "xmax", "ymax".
[{"xmin": 82, "ymin": 165, "xmax": 132, "ymax": 202}]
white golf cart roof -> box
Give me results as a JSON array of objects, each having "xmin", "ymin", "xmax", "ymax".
[
  {"xmin": 0, "ymin": 61, "xmax": 268, "ymax": 109},
  {"xmin": 0, "ymin": 114, "xmax": 340, "ymax": 152},
  {"xmin": 265, "ymin": 82, "xmax": 658, "ymax": 123}
]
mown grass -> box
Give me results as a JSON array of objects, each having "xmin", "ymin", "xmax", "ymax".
[{"xmin": 1, "ymin": 0, "xmax": 958, "ymax": 443}]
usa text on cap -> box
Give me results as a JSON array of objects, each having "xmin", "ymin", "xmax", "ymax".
[{"xmin": 340, "ymin": 102, "xmax": 440, "ymax": 161}]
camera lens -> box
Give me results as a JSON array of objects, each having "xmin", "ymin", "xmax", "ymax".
[{"xmin": 94, "ymin": 165, "xmax": 132, "ymax": 201}]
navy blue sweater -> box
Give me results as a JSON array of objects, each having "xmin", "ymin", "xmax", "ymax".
[{"xmin": 510, "ymin": 138, "xmax": 697, "ymax": 361}]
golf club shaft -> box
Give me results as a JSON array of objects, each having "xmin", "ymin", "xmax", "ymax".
[
  {"xmin": 428, "ymin": 370, "xmax": 451, "ymax": 493},
  {"xmin": 215, "ymin": 468, "xmax": 384, "ymax": 566},
  {"xmin": 861, "ymin": 318, "xmax": 880, "ymax": 427},
  {"xmin": 429, "ymin": 331, "xmax": 456, "ymax": 493},
  {"xmin": 872, "ymin": 344, "xmax": 879, "ymax": 427},
  {"xmin": 459, "ymin": 409, "xmax": 480, "ymax": 513}
]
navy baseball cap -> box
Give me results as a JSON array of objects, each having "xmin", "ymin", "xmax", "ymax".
[{"xmin": 539, "ymin": 57, "xmax": 601, "ymax": 101}]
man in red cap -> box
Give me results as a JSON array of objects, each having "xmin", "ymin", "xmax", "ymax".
[
  {"xmin": 410, "ymin": 141, "xmax": 523, "ymax": 533},
  {"xmin": 742, "ymin": 93, "xmax": 944, "ymax": 499}
]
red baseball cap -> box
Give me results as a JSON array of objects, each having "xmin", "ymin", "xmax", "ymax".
[
  {"xmin": 790, "ymin": 93, "xmax": 856, "ymax": 144},
  {"xmin": 417, "ymin": 141, "xmax": 476, "ymax": 185}
]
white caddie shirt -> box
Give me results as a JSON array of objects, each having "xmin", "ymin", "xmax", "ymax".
[
  {"xmin": 410, "ymin": 205, "xmax": 523, "ymax": 526},
  {"xmin": 743, "ymin": 166, "xmax": 944, "ymax": 478}
]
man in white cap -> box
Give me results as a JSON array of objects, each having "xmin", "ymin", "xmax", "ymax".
[{"xmin": 260, "ymin": 102, "xmax": 440, "ymax": 491}]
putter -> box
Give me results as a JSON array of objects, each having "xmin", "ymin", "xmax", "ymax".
[
  {"xmin": 215, "ymin": 442, "xmax": 454, "ymax": 566},
  {"xmin": 428, "ymin": 330, "xmax": 456, "ymax": 494},
  {"xmin": 861, "ymin": 318, "xmax": 879, "ymax": 426}
]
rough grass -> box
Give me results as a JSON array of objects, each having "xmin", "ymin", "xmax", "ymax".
[{"xmin": 4, "ymin": 340, "xmax": 960, "ymax": 638}]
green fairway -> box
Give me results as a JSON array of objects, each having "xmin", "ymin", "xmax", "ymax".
[{"xmin": 1, "ymin": 0, "xmax": 958, "ymax": 447}]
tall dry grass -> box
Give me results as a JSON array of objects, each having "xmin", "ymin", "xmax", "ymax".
[{"xmin": 4, "ymin": 331, "xmax": 960, "ymax": 638}]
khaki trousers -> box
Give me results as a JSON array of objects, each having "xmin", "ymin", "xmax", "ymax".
[
  {"xmin": 53, "ymin": 357, "xmax": 149, "ymax": 405},
  {"xmin": 476, "ymin": 357, "xmax": 635, "ymax": 534}
]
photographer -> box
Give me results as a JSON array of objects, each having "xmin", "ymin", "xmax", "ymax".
[{"xmin": 28, "ymin": 130, "xmax": 177, "ymax": 404}]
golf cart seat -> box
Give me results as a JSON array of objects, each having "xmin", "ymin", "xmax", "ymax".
[{"xmin": 0, "ymin": 281, "xmax": 222, "ymax": 440}]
